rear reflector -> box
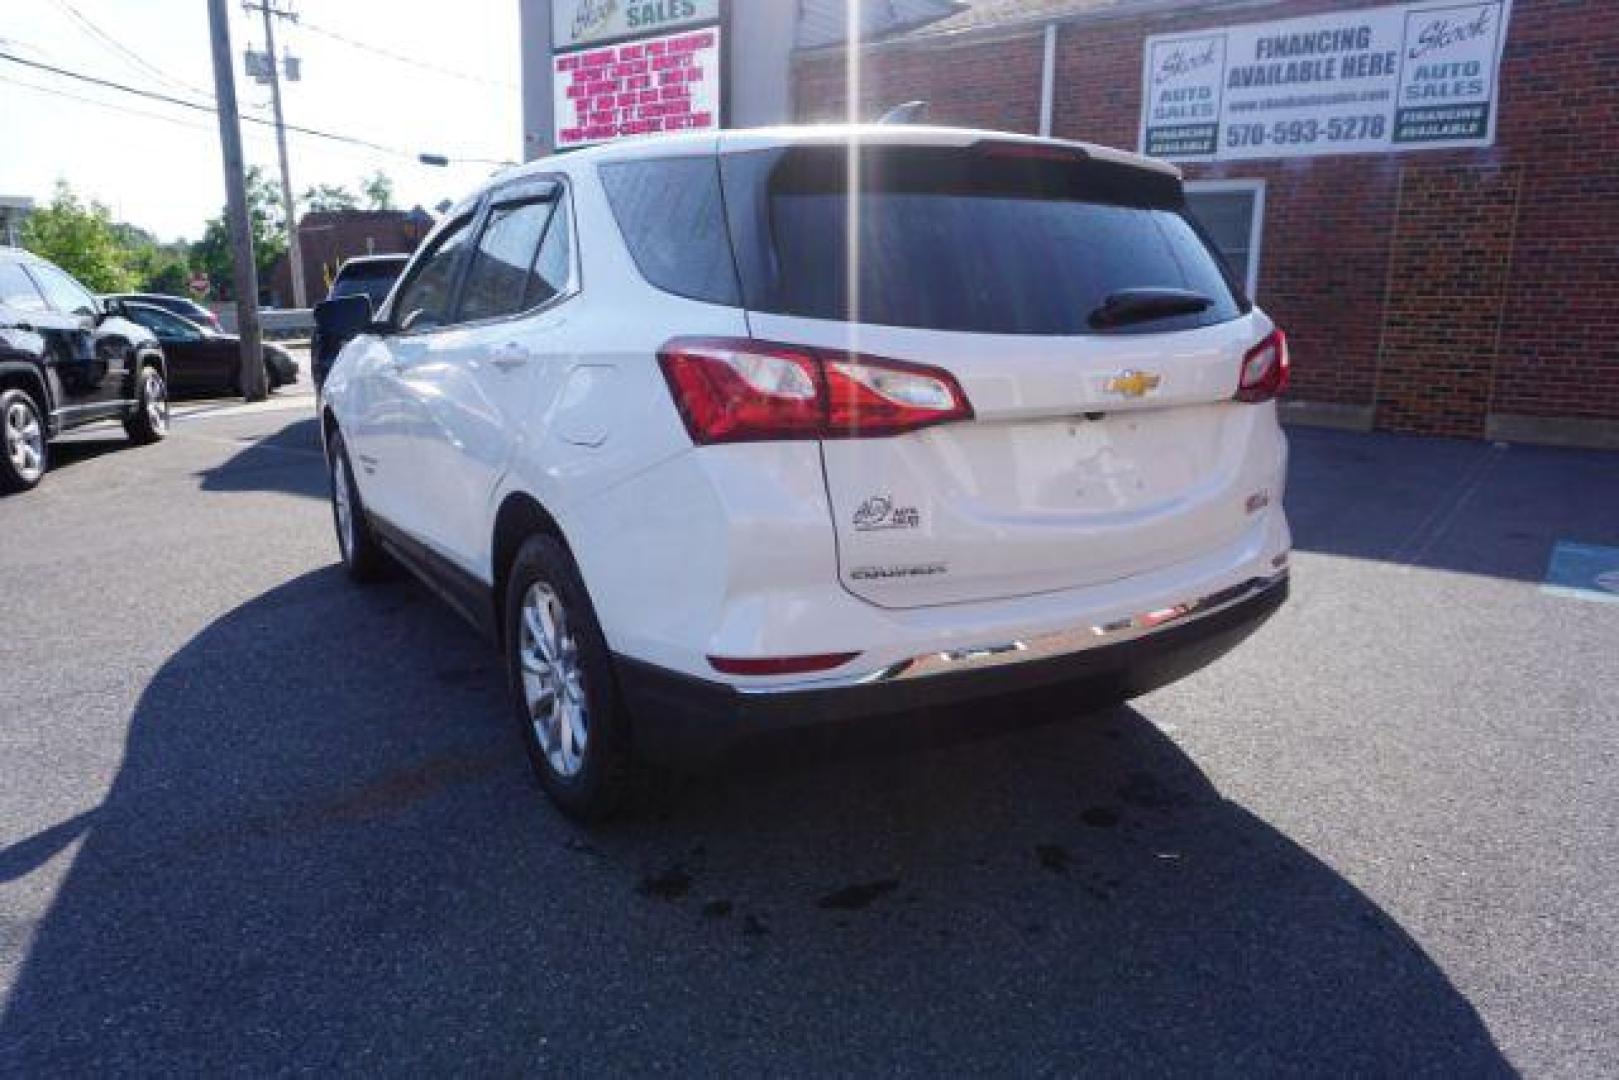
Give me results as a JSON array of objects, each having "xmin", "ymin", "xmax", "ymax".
[
  {"xmin": 1236, "ymin": 328, "xmax": 1289, "ymax": 403},
  {"xmin": 659, "ymin": 337, "xmax": 973, "ymax": 444},
  {"xmin": 708, "ymin": 652, "xmax": 861, "ymax": 677}
]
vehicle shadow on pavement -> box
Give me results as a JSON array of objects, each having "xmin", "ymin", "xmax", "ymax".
[
  {"xmin": 192, "ymin": 416, "xmax": 326, "ymax": 499},
  {"xmin": 1285, "ymin": 425, "xmax": 1619, "ymax": 582},
  {"xmin": 0, "ymin": 568, "xmax": 1511, "ymax": 1074}
]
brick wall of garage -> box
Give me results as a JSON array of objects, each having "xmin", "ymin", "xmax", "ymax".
[{"xmin": 793, "ymin": 0, "xmax": 1619, "ymax": 445}]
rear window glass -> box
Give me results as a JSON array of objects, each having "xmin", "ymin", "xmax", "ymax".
[
  {"xmin": 332, "ymin": 261, "xmax": 407, "ymax": 306},
  {"xmin": 720, "ymin": 145, "xmax": 1246, "ymax": 336},
  {"xmin": 337, "ymin": 260, "xmax": 405, "ymax": 281},
  {"xmin": 598, "ymin": 157, "xmax": 739, "ymax": 306}
]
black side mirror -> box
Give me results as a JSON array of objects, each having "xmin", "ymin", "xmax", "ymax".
[
  {"xmin": 102, "ymin": 298, "xmax": 127, "ymax": 319},
  {"xmin": 313, "ymin": 293, "xmax": 375, "ymax": 363}
]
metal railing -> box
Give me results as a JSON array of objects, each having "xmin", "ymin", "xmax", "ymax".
[{"xmin": 212, "ymin": 305, "xmax": 313, "ymax": 342}]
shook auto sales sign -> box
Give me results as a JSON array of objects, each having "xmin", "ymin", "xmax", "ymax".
[
  {"xmin": 551, "ymin": 0, "xmax": 723, "ymax": 149},
  {"xmin": 1139, "ymin": 0, "xmax": 1512, "ymax": 161}
]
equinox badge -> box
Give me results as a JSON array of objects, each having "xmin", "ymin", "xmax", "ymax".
[{"xmin": 1105, "ymin": 370, "xmax": 1162, "ymax": 398}]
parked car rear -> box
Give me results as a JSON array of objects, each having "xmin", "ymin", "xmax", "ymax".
[
  {"xmin": 327, "ymin": 254, "xmax": 408, "ymax": 308},
  {"xmin": 316, "ymin": 127, "xmax": 1291, "ymax": 820},
  {"xmin": 312, "ymin": 255, "xmax": 409, "ymax": 387}
]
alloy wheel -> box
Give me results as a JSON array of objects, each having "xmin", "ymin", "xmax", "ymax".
[
  {"xmin": 518, "ymin": 582, "xmax": 589, "ymax": 778},
  {"xmin": 144, "ymin": 371, "xmax": 168, "ymax": 434},
  {"xmin": 4, "ymin": 400, "xmax": 44, "ymax": 483},
  {"xmin": 332, "ymin": 456, "xmax": 354, "ymax": 562}
]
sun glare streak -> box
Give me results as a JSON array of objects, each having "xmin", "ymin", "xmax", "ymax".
[{"xmin": 844, "ymin": 0, "xmax": 862, "ymax": 350}]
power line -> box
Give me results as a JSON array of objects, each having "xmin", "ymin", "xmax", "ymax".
[
  {"xmin": 0, "ymin": 70, "xmax": 374, "ymax": 156},
  {"xmin": 298, "ymin": 18, "xmax": 514, "ymax": 90},
  {"xmin": 50, "ymin": 0, "xmax": 222, "ymax": 104},
  {"xmin": 0, "ymin": 50, "xmax": 419, "ymax": 159},
  {"xmin": 0, "ymin": 71, "xmax": 222, "ymax": 136}
]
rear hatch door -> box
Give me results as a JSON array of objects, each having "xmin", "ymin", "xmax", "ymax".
[{"xmin": 722, "ymin": 138, "xmax": 1271, "ymax": 609}]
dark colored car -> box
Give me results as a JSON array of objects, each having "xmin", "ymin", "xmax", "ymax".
[
  {"xmin": 328, "ymin": 254, "xmax": 409, "ymax": 308},
  {"xmin": 0, "ymin": 247, "xmax": 169, "ymax": 493},
  {"xmin": 102, "ymin": 292, "xmax": 223, "ymax": 333},
  {"xmin": 122, "ymin": 302, "xmax": 297, "ymax": 397},
  {"xmin": 312, "ymin": 254, "xmax": 408, "ymax": 388}
]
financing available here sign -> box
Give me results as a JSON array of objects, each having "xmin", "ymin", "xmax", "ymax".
[{"xmin": 1139, "ymin": 0, "xmax": 1512, "ymax": 162}]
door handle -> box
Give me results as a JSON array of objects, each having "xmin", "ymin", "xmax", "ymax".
[{"xmin": 489, "ymin": 343, "xmax": 529, "ymax": 371}]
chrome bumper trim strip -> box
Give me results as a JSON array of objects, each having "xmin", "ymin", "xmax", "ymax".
[{"xmin": 736, "ymin": 570, "xmax": 1289, "ymax": 696}]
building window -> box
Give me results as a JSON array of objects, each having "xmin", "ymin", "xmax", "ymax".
[{"xmin": 1186, "ymin": 180, "xmax": 1265, "ymax": 300}]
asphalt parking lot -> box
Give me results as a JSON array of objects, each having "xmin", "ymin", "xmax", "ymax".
[{"xmin": 1, "ymin": 387, "xmax": 1616, "ymax": 1074}]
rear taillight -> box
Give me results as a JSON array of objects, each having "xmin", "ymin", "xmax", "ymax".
[
  {"xmin": 1236, "ymin": 329, "xmax": 1289, "ymax": 403},
  {"xmin": 657, "ymin": 337, "xmax": 973, "ymax": 444}
]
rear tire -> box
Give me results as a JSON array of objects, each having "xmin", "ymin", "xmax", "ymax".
[
  {"xmin": 504, "ymin": 534, "xmax": 637, "ymax": 822},
  {"xmin": 328, "ymin": 431, "xmax": 390, "ymax": 582},
  {"xmin": 1, "ymin": 389, "xmax": 48, "ymax": 494},
  {"xmin": 124, "ymin": 366, "xmax": 169, "ymax": 444}
]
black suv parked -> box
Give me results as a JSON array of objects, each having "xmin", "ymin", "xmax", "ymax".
[{"xmin": 0, "ymin": 247, "xmax": 169, "ymax": 493}]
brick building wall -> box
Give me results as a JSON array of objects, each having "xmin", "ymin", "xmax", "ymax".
[
  {"xmin": 268, "ymin": 210, "xmax": 433, "ymax": 307},
  {"xmin": 793, "ymin": 0, "xmax": 1619, "ymax": 445}
]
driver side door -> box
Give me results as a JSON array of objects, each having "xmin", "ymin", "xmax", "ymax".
[
  {"xmin": 26, "ymin": 262, "xmax": 126, "ymax": 415},
  {"xmin": 348, "ymin": 211, "xmax": 479, "ymax": 532}
]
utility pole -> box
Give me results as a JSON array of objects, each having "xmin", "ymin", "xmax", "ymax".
[
  {"xmin": 247, "ymin": 0, "xmax": 307, "ymax": 309},
  {"xmin": 205, "ymin": 0, "xmax": 268, "ymax": 401}
]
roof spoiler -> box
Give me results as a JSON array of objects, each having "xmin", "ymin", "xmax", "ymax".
[{"xmin": 877, "ymin": 101, "xmax": 930, "ymax": 125}]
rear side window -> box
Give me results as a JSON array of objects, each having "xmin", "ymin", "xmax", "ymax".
[
  {"xmin": 528, "ymin": 197, "xmax": 573, "ymax": 308},
  {"xmin": 598, "ymin": 157, "xmax": 739, "ymax": 306},
  {"xmin": 0, "ymin": 263, "xmax": 48, "ymax": 313},
  {"xmin": 458, "ymin": 198, "xmax": 558, "ymax": 323},
  {"xmin": 720, "ymin": 145, "xmax": 1246, "ymax": 336}
]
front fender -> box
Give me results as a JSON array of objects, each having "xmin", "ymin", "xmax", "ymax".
[
  {"xmin": 133, "ymin": 345, "xmax": 167, "ymax": 382},
  {"xmin": 0, "ymin": 358, "xmax": 51, "ymax": 416}
]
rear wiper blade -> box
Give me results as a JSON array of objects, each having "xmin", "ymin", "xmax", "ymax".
[{"xmin": 1088, "ymin": 287, "xmax": 1213, "ymax": 330}]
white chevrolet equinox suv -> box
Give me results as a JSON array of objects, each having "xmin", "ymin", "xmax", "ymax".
[{"xmin": 314, "ymin": 126, "xmax": 1292, "ymax": 820}]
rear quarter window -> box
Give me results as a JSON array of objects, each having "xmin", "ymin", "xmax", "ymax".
[{"xmin": 598, "ymin": 157, "xmax": 740, "ymax": 306}]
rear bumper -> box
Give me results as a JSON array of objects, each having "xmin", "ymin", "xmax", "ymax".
[{"xmin": 617, "ymin": 571, "xmax": 1288, "ymax": 765}]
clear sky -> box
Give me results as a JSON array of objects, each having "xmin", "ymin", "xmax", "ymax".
[{"xmin": 0, "ymin": 0, "xmax": 521, "ymax": 242}]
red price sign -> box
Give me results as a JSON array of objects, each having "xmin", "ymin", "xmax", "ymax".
[{"xmin": 553, "ymin": 25, "xmax": 721, "ymax": 149}]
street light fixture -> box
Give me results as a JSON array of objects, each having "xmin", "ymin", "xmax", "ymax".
[{"xmin": 418, "ymin": 152, "xmax": 516, "ymax": 168}]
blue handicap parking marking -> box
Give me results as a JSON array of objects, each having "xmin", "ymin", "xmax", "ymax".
[{"xmin": 1542, "ymin": 541, "xmax": 1619, "ymax": 604}]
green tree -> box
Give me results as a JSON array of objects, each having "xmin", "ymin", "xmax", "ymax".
[
  {"xmin": 190, "ymin": 167, "xmax": 287, "ymax": 301},
  {"xmin": 111, "ymin": 222, "xmax": 194, "ymax": 295},
  {"xmin": 142, "ymin": 254, "xmax": 192, "ymax": 296},
  {"xmin": 19, "ymin": 181, "xmax": 138, "ymax": 292},
  {"xmin": 302, "ymin": 182, "xmax": 358, "ymax": 213},
  {"xmin": 361, "ymin": 171, "xmax": 396, "ymax": 212}
]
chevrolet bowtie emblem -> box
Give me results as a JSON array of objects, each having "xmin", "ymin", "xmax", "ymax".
[{"xmin": 1105, "ymin": 370, "xmax": 1162, "ymax": 398}]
